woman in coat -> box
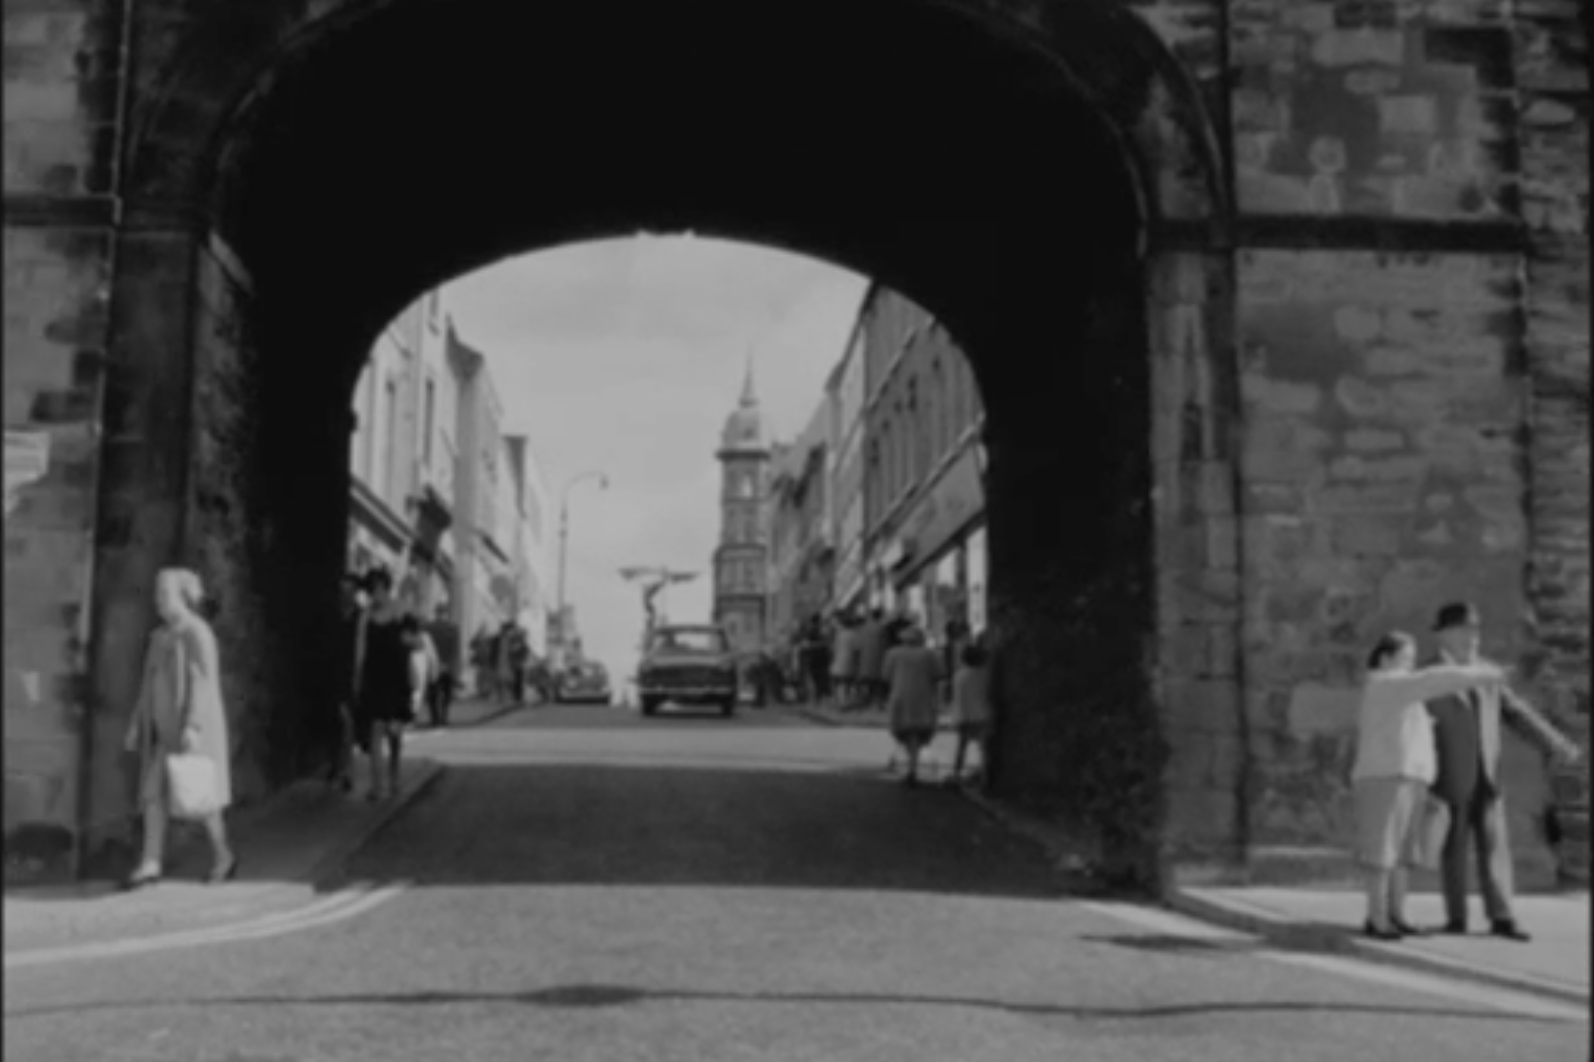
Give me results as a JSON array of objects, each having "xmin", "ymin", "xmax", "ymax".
[
  {"xmin": 882, "ymin": 624, "xmax": 943, "ymax": 787},
  {"xmin": 123, "ymin": 568, "xmax": 236, "ymax": 888},
  {"xmin": 1351, "ymin": 631, "xmax": 1504, "ymax": 939}
]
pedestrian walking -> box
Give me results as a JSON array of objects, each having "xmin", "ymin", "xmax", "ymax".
[
  {"xmin": 830, "ymin": 611, "xmax": 859, "ymax": 709},
  {"xmin": 353, "ymin": 567, "xmax": 416, "ymax": 801},
  {"xmin": 1350, "ymin": 630, "xmax": 1505, "ymax": 940},
  {"xmin": 426, "ymin": 605, "xmax": 459, "ymax": 728},
  {"xmin": 407, "ymin": 617, "xmax": 440, "ymax": 727},
  {"xmin": 470, "ymin": 625, "xmax": 496, "ymax": 700},
  {"xmin": 882, "ymin": 625, "xmax": 943, "ymax": 787},
  {"xmin": 799, "ymin": 615, "xmax": 831, "ymax": 705},
  {"xmin": 947, "ymin": 637, "xmax": 993, "ymax": 786},
  {"xmin": 855, "ymin": 608, "xmax": 890, "ymax": 711},
  {"xmin": 121, "ymin": 568, "xmax": 237, "ymax": 888},
  {"xmin": 1425, "ymin": 601, "xmax": 1581, "ymax": 941}
]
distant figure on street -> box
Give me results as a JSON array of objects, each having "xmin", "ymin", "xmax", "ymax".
[
  {"xmin": 855, "ymin": 608, "xmax": 890, "ymax": 711},
  {"xmin": 1351, "ymin": 630, "xmax": 1504, "ymax": 940},
  {"xmin": 354, "ymin": 567, "xmax": 415, "ymax": 801},
  {"xmin": 882, "ymin": 625, "xmax": 943, "ymax": 787},
  {"xmin": 798, "ymin": 614, "xmax": 831, "ymax": 705},
  {"xmin": 406, "ymin": 616, "xmax": 439, "ymax": 727},
  {"xmin": 948, "ymin": 637, "xmax": 993, "ymax": 786},
  {"xmin": 122, "ymin": 568, "xmax": 237, "ymax": 888},
  {"xmin": 426, "ymin": 605, "xmax": 460, "ymax": 728},
  {"xmin": 830, "ymin": 611, "xmax": 859, "ymax": 709},
  {"xmin": 470, "ymin": 626, "xmax": 496, "ymax": 700},
  {"xmin": 1425, "ymin": 602, "xmax": 1581, "ymax": 941}
]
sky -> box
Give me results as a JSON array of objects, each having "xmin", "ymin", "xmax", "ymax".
[{"xmin": 443, "ymin": 236, "xmax": 869, "ymax": 678}]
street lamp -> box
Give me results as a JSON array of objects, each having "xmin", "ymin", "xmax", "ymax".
[{"xmin": 556, "ymin": 470, "xmax": 609, "ymax": 644}]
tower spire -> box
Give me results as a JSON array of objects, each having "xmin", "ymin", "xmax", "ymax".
[{"xmin": 740, "ymin": 348, "xmax": 757, "ymax": 407}]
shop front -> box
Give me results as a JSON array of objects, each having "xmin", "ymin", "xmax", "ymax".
[{"xmin": 891, "ymin": 446, "xmax": 985, "ymax": 642}]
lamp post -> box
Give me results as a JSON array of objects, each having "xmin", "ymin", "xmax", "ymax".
[{"xmin": 557, "ymin": 470, "xmax": 608, "ymax": 662}]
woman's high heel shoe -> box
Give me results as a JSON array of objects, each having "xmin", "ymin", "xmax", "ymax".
[
  {"xmin": 207, "ymin": 854, "xmax": 239, "ymax": 884},
  {"xmin": 122, "ymin": 868, "xmax": 161, "ymax": 891},
  {"xmin": 1362, "ymin": 921, "xmax": 1402, "ymax": 941}
]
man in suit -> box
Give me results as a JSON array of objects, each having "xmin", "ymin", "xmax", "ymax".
[{"xmin": 1426, "ymin": 601, "xmax": 1581, "ymax": 941}]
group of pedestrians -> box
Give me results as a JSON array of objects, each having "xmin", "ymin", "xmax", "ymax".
[
  {"xmin": 469, "ymin": 619, "xmax": 549, "ymax": 706},
  {"xmin": 1351, "ymin": 600, "xmax": 1581, "ymax": 942}
]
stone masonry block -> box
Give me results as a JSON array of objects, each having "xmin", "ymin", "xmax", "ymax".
[{"xmin": 1164, "ymin": 678, "xmax": 1242, "ymax": 736}]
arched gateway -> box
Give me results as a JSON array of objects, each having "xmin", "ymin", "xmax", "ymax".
[{"xmin": 4, "ymin": 0, "xmax": 1584, "ymax": 890}]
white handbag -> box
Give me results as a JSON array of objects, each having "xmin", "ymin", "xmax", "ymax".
[{"xmin": 165, "ymin": 752, "xmax": 220, "ymax": 820}]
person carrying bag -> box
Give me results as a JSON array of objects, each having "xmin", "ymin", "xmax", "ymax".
[{"xmin": 122, "ymin": 568, "xmax": 237, "ymax": 888}]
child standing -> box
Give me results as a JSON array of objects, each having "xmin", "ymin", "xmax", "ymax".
[{"xmin": 947, "ymin": 639, "xmax": 992, "ymax": 786}]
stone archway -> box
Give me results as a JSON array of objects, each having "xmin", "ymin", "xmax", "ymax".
[{"xmin": 67, "ymin": 0, "xmax": 1241, "ymax": 889}]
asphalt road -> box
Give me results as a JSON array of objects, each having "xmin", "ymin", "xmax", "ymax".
[{"xmin": 5, "ymin": 703, "xmax": 1586, "ymax": 1061}]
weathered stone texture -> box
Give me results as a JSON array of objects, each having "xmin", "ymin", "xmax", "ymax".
[
  {"xmin": 1236, "ymin": 248, "xmax": 1560, "ymax": 884},
  {"xmin": 1230, "ymin": 0, "xmax": 1519, "ymax": 220},
  {"xmin": 2, "ymin": 225, "xmax": 110, "ymax": 881},
  {"xmin": 1148, "ymin": 251, "xmax": 1248, "ymax": 865},
  {"xmin": 1512, "ymin": 0, "xmax": 1589, "ymax": 882},
  {"xmin": 4, "ymin": 0, "xmax": 123, "ymax": 198}
]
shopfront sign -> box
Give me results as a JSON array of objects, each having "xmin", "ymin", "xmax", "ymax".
[{"xmin": 900, "ymin": 448, "xmax": 984, "ymax": 571}]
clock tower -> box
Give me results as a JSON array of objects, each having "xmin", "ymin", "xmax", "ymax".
[{"xmin": 712, "ymin": 360, "xmax": 771, "ymax": 659}]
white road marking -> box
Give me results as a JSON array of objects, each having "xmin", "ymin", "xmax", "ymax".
[
  {"xmin": 5, "ymin": 884, "xmax": 406, "ymax": 970},
  {"xmin": 1079, "ymin": 900, "xmax": 1590, "ymax": 1023}
]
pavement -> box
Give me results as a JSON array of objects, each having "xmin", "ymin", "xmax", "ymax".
[
  {"xmin": 792, "ymin": 699, "xmax": 1592, "ymax": 1008},
  {"xmin": 6, "ymin": 703, "xmax": 1584, "ymax": 1062},
  {"xmin": 4, "ymin": 699, "xmax": 1586, "ymax": 1059},
  {"xmin": 1, "ymin": 695, "xmax": 532, "ymax": 960}
]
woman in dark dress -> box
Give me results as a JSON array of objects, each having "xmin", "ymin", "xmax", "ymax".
[{"xmin": 353, "ymin": 568, "xmax": 416, "ymax": 800}]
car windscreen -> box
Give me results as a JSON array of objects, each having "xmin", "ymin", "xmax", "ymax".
[{"xmin": 650, "ymin": 629, "xmax": 726, "ymax": 654}]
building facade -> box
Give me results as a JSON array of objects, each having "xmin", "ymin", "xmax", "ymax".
[
  {"xmin": 766, "ymin": 399, "xmax": 833, "ymax": 642},
  {"xmin": 858, "ymin": 287, "xmax": 985, "ymax": 635},
  {"xmin": 712, "ymin": 368, "xmax": 772, "ymax": 659},
  {"xmin": 828, "ymin": 321, "xmax": 869, "ymax": 612},
  {"xmin": 446, "ymin": 323, "xmax": 515, "ymax": 656},
  {"xmin": 348, "ymin": 303, "xmax": 425, "ymax": 580}
]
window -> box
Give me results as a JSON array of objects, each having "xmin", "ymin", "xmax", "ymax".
[
  {"xmin": 422, "ymin": 378, "xmax": 436, "ymax": 468},
  {"xmin": 383, "ymin": 376, "xmax": 400, "ymax": 499},
  {"xmin": 651, "ymin": 626, "xmax": 728, "ymax": 654}
]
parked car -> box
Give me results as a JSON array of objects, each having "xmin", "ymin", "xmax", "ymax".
[
  {"xmin": 555, "ymin": 661, "xmax": 612, "ymax": 705},
  {"xmin": 636, "ymin": 624, "xmax": 739, "ymax": 717}
]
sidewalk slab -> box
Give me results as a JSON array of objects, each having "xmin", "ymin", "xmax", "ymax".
[
  {"xmin": 946, "ymin": 777, "xmax": 1592, "ymax": 1007},
  {"xmin": 1168, "ymin": 886, "xmax": 1591, "ymax": 1006},
  {"xmin": 3, "ymin": 758, "xmax": 443, "ymax": 956}
]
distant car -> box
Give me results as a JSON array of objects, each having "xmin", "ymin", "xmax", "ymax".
[
  {"xmin": 636, "ymin": 625, "xmax": 739, "ymax": 717},
  {"xmin": 555, "ymin": 661, "xmax": 612, "ymax": 705}
]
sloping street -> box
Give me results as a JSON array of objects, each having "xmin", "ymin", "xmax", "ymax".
[{"xmin": 5, "ymin": 706, "xmax": 1585, "ymax": 1061}]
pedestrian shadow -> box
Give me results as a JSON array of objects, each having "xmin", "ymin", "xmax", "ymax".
[
  {"xmin": 1077, "ymin": 933, "xmax": 1265, "ymax": 957},
  {"xmin": 6, "ymin": 981, "xmax": 1576, "ymax": 1025}
]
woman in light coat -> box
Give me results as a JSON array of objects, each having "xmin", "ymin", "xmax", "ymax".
[
  {"xmin": 123, "ymin": 568, "xmax": 236, "ymax": 888},
  {"xmin": 882, "ymin": 625, "xmax": 943, "ymax": 787},
  {"xmin": 1352, "ymin": 631, "xmax": 1503, "ymax": 939}
]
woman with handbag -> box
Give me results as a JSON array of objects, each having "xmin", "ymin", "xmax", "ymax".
[
  {"xmin": 122, "ymin": 568, "xmax": 236, "ymax": 889},
  {"xmin": 1351, "ymin": 631, "xmax": 1503, "ymax": 939}
]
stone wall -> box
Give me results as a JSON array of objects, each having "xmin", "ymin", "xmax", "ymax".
[
  {"xmin": 1147, "ymin": 251, "xmax": 1248, "ymax": 877},
  {"xmin": 1235, "ymin": 250, "xmax": 1559, "ymax": 884},
  {"xmin": 4, "ymin": 0, "xmax": 123, "ymax": 882},
  {"xmin": 1513, "ymin": 0, "xmax": 1590, "ymax": 882}
]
